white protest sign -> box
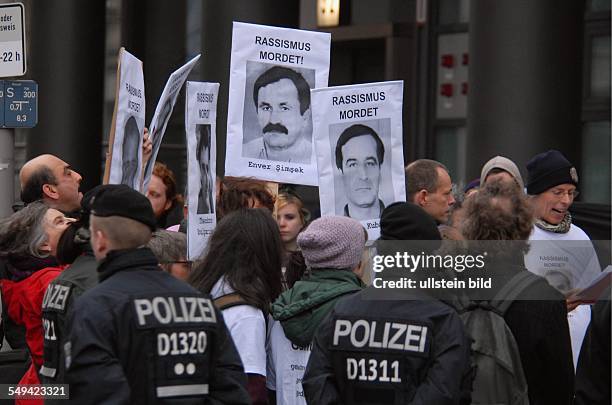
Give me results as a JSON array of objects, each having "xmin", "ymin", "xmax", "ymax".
[
  {"xmin": 311, "ymin": 81, "xmax": 406, "ymax": 240},
  {"xmin": 108, "ymin": 48, "xmax": 145, "ymax": 190},
  {"xmin": 0, "ymin": 3, "xmax": 25, "ymax": 77},
  {"xmin": 142, "ymin": 54, "xmax": 201, "ymax": 192},
  {"xmin": 225, "ymin": 22, "xmax": 331, "ymax": 186},
  {"xmin": 186, "ymin": 81, "xmax": 219, "ymax": 260}
]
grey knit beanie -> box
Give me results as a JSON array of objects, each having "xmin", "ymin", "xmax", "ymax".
[
  {"xmin": 481, "ymin": 155, "xmax": 525, "ymax": 191},
  {"xmin": 297, "ymin": 215, "xmax": 366, "ymax": 269}
]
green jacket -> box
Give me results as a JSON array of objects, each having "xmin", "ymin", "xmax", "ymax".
[{"xmin": 271, "ymin": 269, "xmax": 364, "ymax": 347}]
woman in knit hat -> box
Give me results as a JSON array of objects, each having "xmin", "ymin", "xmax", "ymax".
[
  {"xmin": 480, "ymin": 155, "xmax": 525, "ymax": 191},
  {"xmin": 267, "ymin": 215, "xmax": 366, "ymax": 405},
  {"xmin": 189, "ymin": 208, "xmax": 283, "ymax": 405}
]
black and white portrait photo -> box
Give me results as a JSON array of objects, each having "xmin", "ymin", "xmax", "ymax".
[
  {"xmin": 195, "ymin": 124, "xmax": 214, "ymax": 215},
  {"xmin": 242, "ymin": 62, "xmax": 315, "ymax": 164},
  {"xmin": 121, "ymin": 115, "xmax": 141, "ymax": 189},
  {"xmin": 330, "ymin": 119, "xmax": 394, "ymax": 220}
]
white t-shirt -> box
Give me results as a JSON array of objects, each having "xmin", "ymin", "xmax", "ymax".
[
  {"xmin": 567, "ymin": 304, "xmax": 591, "ymax": 370},
  {"xmin": 525, "ymin": 223, "xmax": 599, "ymax": 373},
  {"xmin": 525, "ymin": 224, "xmax": 602, "ymax": 292},
  {"xmin": 210, "ymin": 277, "xmax": 267, "ymax": 376},
  {"xmin": 266, "ymin": 320, "xmax": 311, "ymax": 405}
]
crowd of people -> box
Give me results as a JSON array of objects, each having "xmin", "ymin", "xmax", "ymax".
[{"xmin": 0, "ymin": 147, "xmax": 609, "ymax": 405}]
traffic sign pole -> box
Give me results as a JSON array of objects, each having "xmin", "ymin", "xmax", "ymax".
[
  {"xmin": 0, "ymin": 3, "xmax": 29, "ymax": 216},
  {"xmin": 0, "ymin": 128, "xmax": 14, "ymax": 218}
]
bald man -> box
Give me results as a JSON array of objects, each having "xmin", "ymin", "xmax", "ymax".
[{"xmin": 19, "ymin": 154, "xmax": 83, "ymax": 214}]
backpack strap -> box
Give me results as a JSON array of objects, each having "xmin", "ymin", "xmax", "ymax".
[
  {"xmin": 213, "ymin": 293, "xmax": 270, "ymax": 337},
  {"xmin": 490, "ymin": 271, "xmax": 540, "ymax": 315},
  {"xmin": 213, "ymin": 293, "xmax": 249, "ymax": 311}
]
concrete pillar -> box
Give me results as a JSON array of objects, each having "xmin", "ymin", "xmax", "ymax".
[
  {"xmin": 28, "ymin": 0, "xmax": 106, "ymax": 193},
  {"xmin": 466, "ymin": 0, "xmax": 583, "ymax": 178}
]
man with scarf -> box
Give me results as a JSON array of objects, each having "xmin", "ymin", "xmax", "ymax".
[
  {"xmin": 523, "ymin": 150, "xmax": 601, "ymax": 369},
  {"xmin": 524, "ymin": 150, "xmax": 601, "ymax": 293}
]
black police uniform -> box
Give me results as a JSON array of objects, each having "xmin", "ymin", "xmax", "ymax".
[
  {"xmin": 40, "ymin": 249, "xmax": 97, "ymax": 387},
  {"xmin": 303, "ymin": 288, "xmax": 471, "ymax": 405},
  {"xmin": 65, "ymin": 248, "xmax": 250, "ymax": 404}
]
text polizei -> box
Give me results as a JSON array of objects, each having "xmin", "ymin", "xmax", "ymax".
[
  {"xmin": 333, "ymin": 319, "xmax": 428, "ymax": 353},
  {"xmin": 42, "ymin": 284, "xmax": 72, "ymax": 311},
  {"xmin": 134, "ymin": 296, "xmax": 217, "ymax": 327}
]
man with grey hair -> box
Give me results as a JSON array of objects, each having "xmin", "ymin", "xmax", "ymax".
[
  {"xmin": 147, "ymin": 230, "xmax": 191, "ymax": 281},
  {"xmin": 405, "ymin": 159, "xmax": 455, "ymax": 224},
  {"xmin": 65, "ymin": 184, "xmax": 249, "ymax": 404}
]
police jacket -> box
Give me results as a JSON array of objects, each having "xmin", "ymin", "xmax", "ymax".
[
  {"xmin": 303, "ymin": 288, "xmax": 471, "ymax": 405},
  {"xmin": 64, "ymin": 248, "xmax": 250, "ymax": 405},
  {"xmin": 41, "ymin": 250, "xmax": 98, "ymax": 386}
]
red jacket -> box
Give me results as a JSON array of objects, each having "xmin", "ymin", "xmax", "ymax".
[{"xmin": 1, "ymin": 265, "xmax": 65, "ymax": 404}]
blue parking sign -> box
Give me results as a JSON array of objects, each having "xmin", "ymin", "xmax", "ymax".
[{"xmin": 3, "ymin": 80, "xmax": 37, "ymax": 128}]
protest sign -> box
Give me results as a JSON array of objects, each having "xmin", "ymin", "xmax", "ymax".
[
  {"xmin": 105, "ymin": 48, "xmax": 145, "ymax": 190},
  {"xmin": 311, "ymin": 80, "xmax": 406, "ymax": 240},
  {"xmin": 142, "ymin": 54, "xmax": 201, "ymax": 192},
  {"xmin": 185, "ymin": 81, "xmax": 219, "ymax": 260},
  {"xmin": 225, "ymin": 22, "xmax": 330, "ymax": 186}
]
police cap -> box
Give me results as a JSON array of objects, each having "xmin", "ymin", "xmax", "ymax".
[{"xmin": 89, "ymin": 184, "xmax": 156, "ymax": 231}]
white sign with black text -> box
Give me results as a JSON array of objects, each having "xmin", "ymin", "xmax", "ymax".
[
  {"xmin": 311, "ymin": 81, "xmax": 407, "ymax": 240},
  {"xmin": 0, "ymin": 3, "xmax": 26, "ymax": 77},
  {"xmin": 109, "ymin": 49, "xmax": 145, "ymax": 191},
  {"xmin": 142, "ymin": 54, "xmax": 201, "ymax": 192},
  {"xmin": 225, "ymin": 22, "xmax": 330, "ymax": 186},
  {"xmin": 185, "ymin": 81, "xmax": 219, "ymax": 260}
]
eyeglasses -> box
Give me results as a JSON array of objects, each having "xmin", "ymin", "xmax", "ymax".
[
  {"xmin": 549, "ymin": 189, "xmax": 580, "ymax": 199},
  {"xmin": 160, "ymin": 260, "xmax": 193, "ymax": 268}
]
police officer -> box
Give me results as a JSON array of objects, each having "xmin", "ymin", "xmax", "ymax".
[
  {"xmin": 302, "ymin": 202, "xmax": 471, "ymax": 404},
  {"xmin": 41, "ymin": 186, "xmax": 102, "ymax": 390},
  {"xmin": 64, "ymin": 185, "xmax": 249, "ymax": 404}
]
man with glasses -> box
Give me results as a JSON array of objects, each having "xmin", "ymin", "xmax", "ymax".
[
  {"xmin": 147, "ymin": 230, "xmax": 192, "ymax": 281},
  {"xmin": 524, "ymin": 150, "xmax": 601, "ymax": 369}
]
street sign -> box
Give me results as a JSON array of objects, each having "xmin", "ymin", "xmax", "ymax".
[
  {"xmin": 0, "ymin": 3, "xmax": 25, "ymax": 77},
  {"xmin": 2, "ymin": 80, "xmax": 37, "ymax": 127}
]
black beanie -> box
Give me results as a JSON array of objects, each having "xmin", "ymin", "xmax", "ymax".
[
  {"xmin": 379, "ymin": 202, "xmax": 442, "ymax": 241},
  {"xmin": 526, "ymin": 150, "xmax": 578, "ymax": 195},
  {"xmin": 89, "ymin": 184, "xmax": 156, "ymax": 231}
]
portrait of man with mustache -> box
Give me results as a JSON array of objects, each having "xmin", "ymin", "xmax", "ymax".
[{"xmin": 242, "ymin": 66, "xmax": 312, "ymax": 164}]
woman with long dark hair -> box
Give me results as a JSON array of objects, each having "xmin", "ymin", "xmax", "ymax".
[{"xmin": 189, "ymin": 208, "xmax": 283, "ymax": 404}]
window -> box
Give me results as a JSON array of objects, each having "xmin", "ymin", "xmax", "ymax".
[{"xmin": 581, "ymin": 121, "xmax": 611, "ymax": 204}]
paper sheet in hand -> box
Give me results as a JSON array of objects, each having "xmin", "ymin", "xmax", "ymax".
[
  {"xmin": 108, "ymin": 48, "xmax": 145, "ymax": 190},
  {"xmin": 311, "ymin": 81, "xmax": 407, "ymax": 240},
  {"xmin": 225, "ymin": 22, "xmax": 331, "ymax": 186},
  {"xmin": 142, "ymin": 54, "xmax": 201, "ymax": 192},
  {"xmin": 186, "ymin": 82, "xmax": 219, "ymax": 260}
]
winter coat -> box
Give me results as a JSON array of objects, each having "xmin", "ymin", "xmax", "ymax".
[
  {"xmin": 271, "ymin": 269, "xmax": 364, "ymax": 347},
  {"xmin": 64, "ymin": 247, "xmax": 250, "ymax": 404}
]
